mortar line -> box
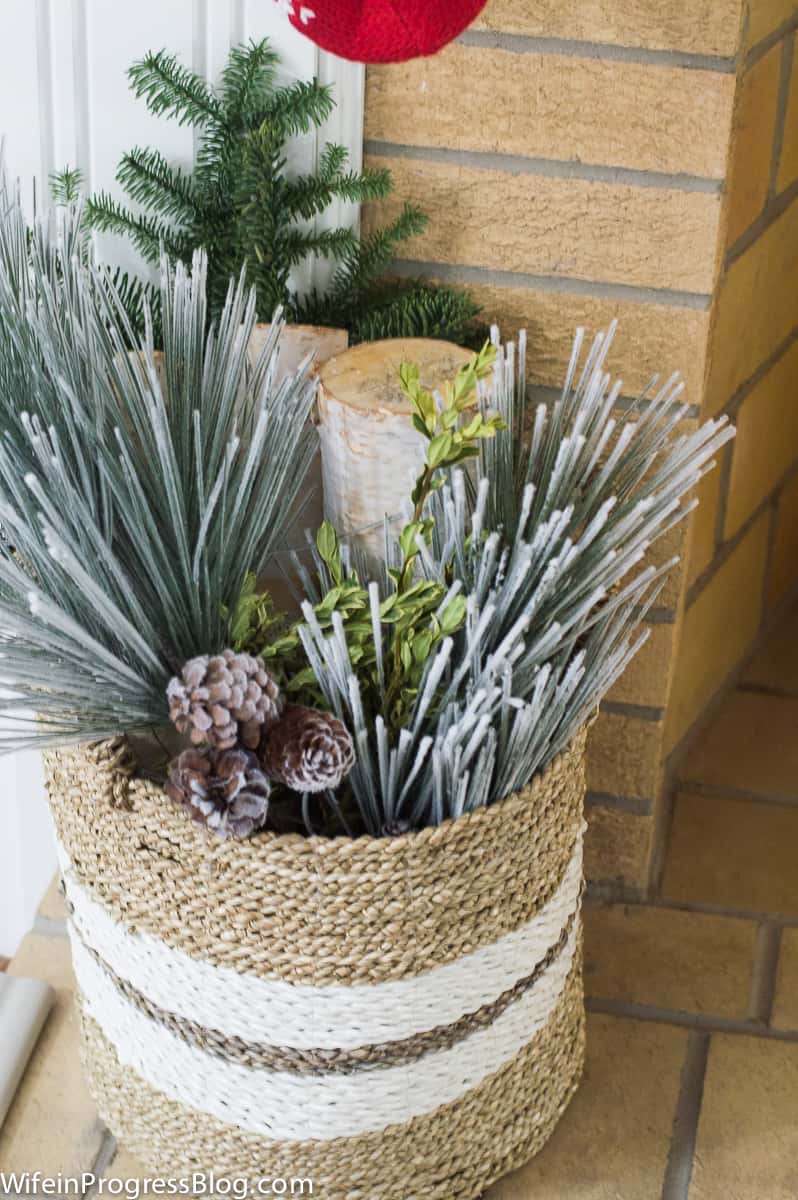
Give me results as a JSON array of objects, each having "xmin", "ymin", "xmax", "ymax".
[
  {"xmin": 685, "ymin": 460, "xmax": 798, "ymax": 609},
  {"xmin": 725, "ymin": 177, "xmax": 798, "ymax": 266},
  {"xmin": 717, "ymin": 323, "xmax": 798, "ymax": 422},
  {"xmin": 586, "ymin": 790, "xmax": 654, "ymax": 816},
  {"xmin": 662, "ymin": 574, "xmax": 798, "ymax": 785},
  {"xmin": 647, "ymin": 784, "xmax": 675, "ymax": 898},
  {"xmin": 457, "ymin": 29, "xmax": 737, "ymax": 73},
  {"xmin": 748, "ymin": 921, "xmax": 782, "ymax": 1024},
  {"xmin": 746, "ymin": 10, "xmax": 798, "ymax": 69},
  {"xmin": 769, "ymin": 34, "xmax": 795, "ymax": 200},
  {"xmin": 365, "ymin": 140, "xmax": 723, "ymax": 193},
  {"xmin": 738, "ymin": 680, "xmax": 798, "ymax": 700},
  {"xmin": 675, "ymin": 779, "xmax": 798, "ymax": 809},
  {"xmin": 661, "ymin": 1031, "xmax": 710, "ymax": 1200},
  {"xmin": 600, "ymin": 699, "xmax": 664, "ymax": 722},
  {"xmin": 587, "ymin": 997, "xmax": 798, "ymax": 1040},
  {"xmin": 587, "ymin": 882, "xmax": 798, "ymax": 927},
  {"xmin": 711, "ymin": 431, "xmax": 734, "ymax": 557},
  {"xmin": 389, "ymin": 259, "xmax": 712, "ymax": 310},
  {"xmin": 528, "ymin": 384, "xmax": 701, "ymax": 420},
  {"xmin": 761, "ymin": 493, "xmax": 783, "ymax": 627}
]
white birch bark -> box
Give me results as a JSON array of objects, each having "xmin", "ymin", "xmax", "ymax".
[{"xmin": 317, "ymin": 339, "xmax": 471, "ymax": 562}]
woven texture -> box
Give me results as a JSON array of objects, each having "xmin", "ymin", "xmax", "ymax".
[
  {"xmin": 47, "ymin": 730, "xmax": 587, "ymax": 1195},
  {"xmin": 276, "ymin": 0, "xmax": 490, "ymax": 64}
]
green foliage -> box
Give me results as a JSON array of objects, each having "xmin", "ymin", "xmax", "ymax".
[
  {"xmin": 50, "ymin": 166, "xmax": 161, "ymax": 343},
  {"xmin": 239, "ymin": 345, "xmax": 502, "ymax": 732},
  {"xmin": 54, "ymin": 39, "xmax": 479, "ymax": 344},
  {"xmin": 342, "ymin": 282, "xmax": 487, "ymax": 348},
  {"xmin": 396, "ymin": 341, "xmax": 501, "ymax": 590},
  {"xmin": 0, "ymin": 180, "xmax": 317, "ymax": 753},
  {"xmin": 224, "ymin": 572, "xmax": 291, "ymax": 656}
]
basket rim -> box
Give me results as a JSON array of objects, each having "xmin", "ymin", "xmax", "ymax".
[{"xmin": 88, "ymin": 722, "xmax": 589, "ymax": 857}]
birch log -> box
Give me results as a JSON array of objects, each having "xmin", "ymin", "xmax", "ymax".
[
  {"xmin": 317, "ymin": 339, "xmax": 471, "ymax": 562},
  {"xmin": 248, "ymin": 324, "xmax": 348, "ymax": 587}
]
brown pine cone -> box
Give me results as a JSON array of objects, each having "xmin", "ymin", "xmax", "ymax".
[
  {"xmin": 167, "ymin": 649, "xmax": 282, "ymax": 750},
  {"xmin": 261, "ymin": 705, "xmax": 355, "ymax": 794},
  {"xmin": 165, "ymin": 747, "xmax": 271, "ymax": 839}
]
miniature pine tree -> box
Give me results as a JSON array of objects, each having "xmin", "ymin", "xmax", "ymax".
[{"xmin": 54, "ymin": 40, "xmax": 481, "ymax": 344}]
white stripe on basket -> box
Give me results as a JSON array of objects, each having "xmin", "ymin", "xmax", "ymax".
[
  {"xmin": 72, "ymin": 919, "xmax": 579, "ymax": 1140},
  {"xmin": 58, "ymin": 827, "xmax": 583, "ymax": 1051}
]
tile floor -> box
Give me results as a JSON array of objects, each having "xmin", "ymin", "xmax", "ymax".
[{"xmin": 2, "ymin": 604, "xmax": 798, "ymax": 1198}]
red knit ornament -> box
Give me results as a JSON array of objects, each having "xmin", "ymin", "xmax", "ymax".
[{"xmin": 274, "ymin": 0, "xmax": 489, "ymax": 64}]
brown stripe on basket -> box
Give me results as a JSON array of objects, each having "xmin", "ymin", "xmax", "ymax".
[
  {"xmin": 47, "ymin": 728, "xmax": 586, "ymax": 987},
  {"xmin": 77, "ymin": 945, "xmax": 585, "ymax": 1198},
  {"xmin": 75, "ymin": 906, "xmax": 579, "ymax": 1075}
]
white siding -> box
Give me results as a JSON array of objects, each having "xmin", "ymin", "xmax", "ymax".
[{"xmin": 0, "ymin": 0, "xmax": 364, "ymax": 958}]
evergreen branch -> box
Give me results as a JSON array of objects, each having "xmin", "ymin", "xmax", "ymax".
[
  {"xmin": 279, "ymin": 227, "xmax": 359, "ymax": 267},
  {"xmin": 50, "ymin": 166, "xmax": 83, "ymax": 205},
  {"xmin": 345, "ymin": 282, "xmax": 484, "ymax": 345},
  {"xmin": 282, "ymin": 153, "xmax": 393, "ymax": 221},
  {"xmin": 326, "ymin": 204, "xmax": 429, "ymax": 306},
  {"xmin": 128, "ymin": 49, "xmax": 223, "ymax": 128},
  {"xmin": 266, "ymin": 79, "xmax": 335, "ymax": 137},
  {"xmin": 220, "ymin": 39, "xmax": 279, "ymax": 122},
  {"xmin": 116, "ymin": 147, "xmax": 198, "ymax": 226},
  {"xmin": 76, "ymin": 39, "xmax": 476, "ymax": 346},
  {"xmin": 84, "ymin": 193, "xmax": 189, "ymax": 262}
]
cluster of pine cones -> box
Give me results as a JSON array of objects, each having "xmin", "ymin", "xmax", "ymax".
[{"xmin": 165, "ymin": 650, "xmax": 355, "ymax": 839}]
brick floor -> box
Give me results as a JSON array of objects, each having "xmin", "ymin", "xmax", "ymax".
[{"xmin": 3, "ymin": 602, "xmax": 798, "ymax": 1198}]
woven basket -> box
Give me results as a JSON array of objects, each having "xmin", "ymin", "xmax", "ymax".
[{"xmin": 45, "ymin": 728, "xmax": 588, "ymax": 1199}]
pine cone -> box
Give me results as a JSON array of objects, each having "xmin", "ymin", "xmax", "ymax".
[
  {"xmin": 167, "ymin": 649, "xmax": 282, "ymax": 750},
  {"xmin": 261, "ymin": 705, "xmax": 355, "ymax": 794},
  {"xmin": 165, "ymin": 747, "xmax": 271, "ymax": 839}
]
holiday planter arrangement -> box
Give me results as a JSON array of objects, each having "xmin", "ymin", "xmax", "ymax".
[{"xmin": 0, "ymin": 174, "xmax": 734, "ymax": 1196}]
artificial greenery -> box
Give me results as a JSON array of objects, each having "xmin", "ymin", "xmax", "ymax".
[
  {"xmin": 50, "ymin": 166, "xmax": 162, "ymax": 342},
  {"xmin": 0, "ymin": 177, "xmax": 316, "ymax": 752},
  {"xmin": 262, "ymin": 326, "xmax": 735, "ymax": 835},
  {"xmin": 234, "ymin": 344, "xmax": 502, "ymax": 730},
  {"xmin": 54, "ymin": 39, "xmax": 481, "ymax": 345}
]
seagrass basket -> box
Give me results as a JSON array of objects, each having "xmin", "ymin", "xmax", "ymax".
[{"xmin": 45, "ymin": 728, "xmax": 588, "ymax": 1200}]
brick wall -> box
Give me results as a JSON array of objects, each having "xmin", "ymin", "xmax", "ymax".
[
  {"xmin": 666, "ymin": 2, "xmax": 798, "ymax": 763},
  {"xmin": 362, "ymin": 0, "xmax": 761, "ymax": 891}
]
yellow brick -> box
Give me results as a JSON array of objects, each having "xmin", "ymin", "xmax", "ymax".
[
  {"xmin": 585, "ymin": 807, "xmax": 653, "ymax": 888},
  {"xmin": 725, "ymin": 46, "xmax": 782, "ymax": 247},
  {"xmin": 768, "ymin": 469, "xmax": 798, "ymax": 607},
  {"xmin": 486, "ymin": 1016, "xmax": 686, "ymax": 1198},
  {"xmin": 745, "ymin": 0, "xmax": 798, "ymax": 50},
  {"xmin": 607, "ymin": 623, "xmax": 677, "ymax": 709},
  {"xmin": 587, "ymin": 711, "xmax": 664, "ymax": 800},
  {"xmin": 663, "ymin": 790, "xmax": 798, "ymax": 911},
  {"xmin": 691, "ymin": 1036, "xmax": 798, "ymax": 1199},
  {"xmin": 724, "ymin": 340, "xmax": 798, "ymax": 535},
  {"xmin": 777, "ymin": 38, "xmax": 798, "ymax": 192},
  {"xmin": 685, "ymin": 446, "xmax": 726, "ymax": 586},
  {"xmin": 364, "ymin": 156, "xmax": 723, "ymax": 293},
  {"xmin": 447, "ymin": 281, "xmax": 711, "ymax": 399},
  {"xmin": 584, "ymin": 904, "xmax": 757, "ymax": 1016},
  {"xmin": 366, "ymin": 46, "xmax": 735, "ymax": 178},
  {"xmin": 704, "ymin": 198, "xmax": 798, "ymax": 416},
  {"xmin": 772, "ymin": 926, "xmax": 798, "ymax": 1030},
  {"xmin": 665, "ymin": 511, "xmax": 769, "ymax": 751},
  {"xmin": 474, "ymin": 0, "xmax": 744, "ymax": 55}
]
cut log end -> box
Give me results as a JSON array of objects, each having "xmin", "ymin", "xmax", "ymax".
[{"xmin": 317, "ymin": 338, "xmax": 472, "ymax": 417}]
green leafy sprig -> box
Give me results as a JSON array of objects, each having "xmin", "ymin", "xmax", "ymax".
[{"xmin": 236, "ymin": 344, "xmax": 503, "ymax": 731}]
